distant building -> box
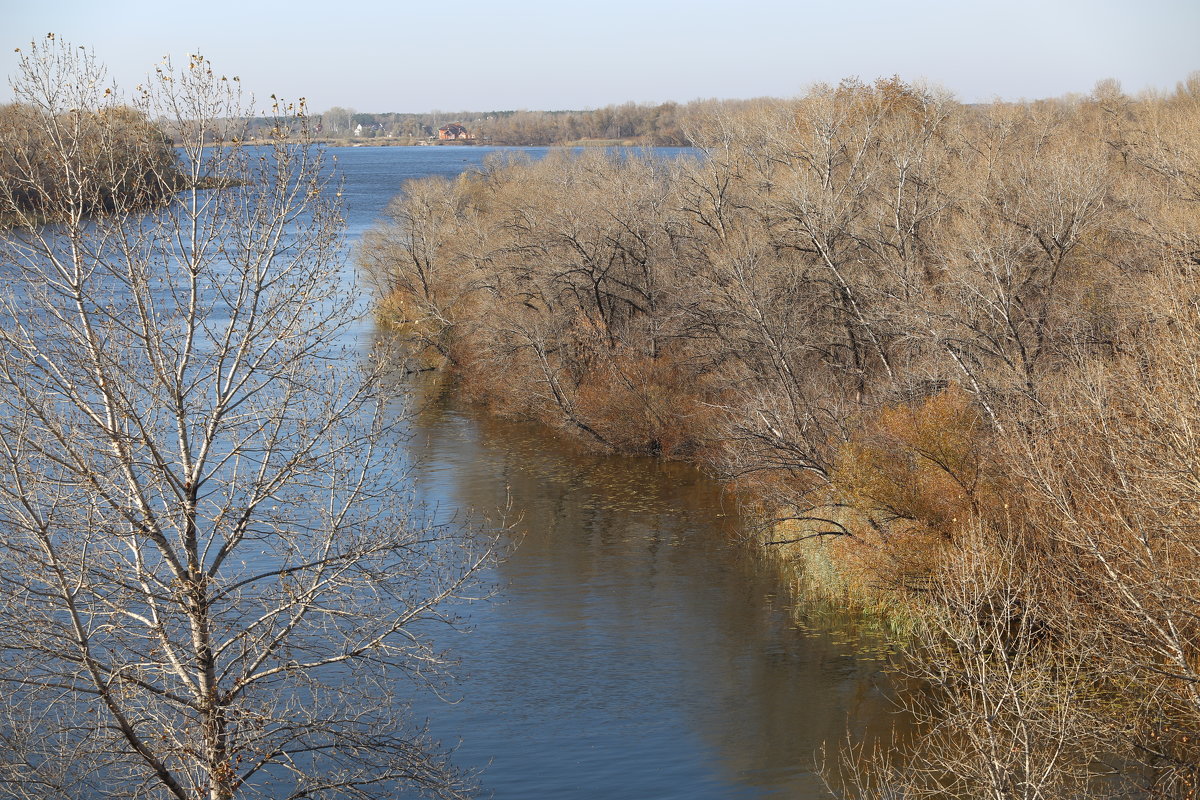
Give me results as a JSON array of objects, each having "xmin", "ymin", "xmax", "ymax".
[
  {"xmin": 437, "ymin": 123, "xmax": 472, "ymax": 141},
  {"xmin": 354, "ymin": 123, "xmax": 363, "ymax": 137}
]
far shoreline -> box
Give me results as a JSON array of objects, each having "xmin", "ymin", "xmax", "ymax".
[{"xmin": 311, "ymin": 136, "xmax": 646, "ymax": 148}]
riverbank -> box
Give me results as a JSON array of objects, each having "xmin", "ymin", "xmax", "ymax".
[
  {"xmin": 390, "ymin": 368, "xmax": 904, "ymax": 798},
  {"xmin": 362, "ymin": 78, "xmax": 1200, "ymax": 796}
]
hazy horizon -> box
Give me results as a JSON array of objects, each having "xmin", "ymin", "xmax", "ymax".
[{"xmin": 1, "ymin": 0, "xmax": 1196, "ymax": 114}]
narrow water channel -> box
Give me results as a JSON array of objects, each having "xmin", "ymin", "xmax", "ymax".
[
  {"xmin": 336, "ymin": 146, "xmax": 900, "ymax": 798},
  {"xmin": 399, "ymin": 379, "xmax": 898, "ymax": 799}
]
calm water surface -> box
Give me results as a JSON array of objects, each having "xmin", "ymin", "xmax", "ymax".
[{"xmin": 337, "ymin": 146, "xmax": 899, "ymax": 799}]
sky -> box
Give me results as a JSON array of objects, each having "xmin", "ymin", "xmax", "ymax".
[{"xmin": 0, "ymin": 0, "xmax": 1196, "ymax": 114}]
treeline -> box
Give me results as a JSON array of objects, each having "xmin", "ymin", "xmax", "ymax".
[
  {"xmin": 362, "ymin": 75, "xmax": 1200, "ymax": 796},
  {"xmin": 0, "ymin": 103, "xmax": 180, "ymax": 221},
  {"xmin": 315, "ymin": 100, "xmax": 698, "ymax": 145}
]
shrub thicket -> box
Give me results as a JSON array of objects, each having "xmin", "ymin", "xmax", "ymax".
[
  {"xmin": 364, "ymin": 75, "xmax": 1200, "ymax": 796},
  {"xmin": 0, "ymin": 102, "xmax": 180, "ymax": 222}
]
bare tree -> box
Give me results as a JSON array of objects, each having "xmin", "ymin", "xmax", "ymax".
[
  {"xmin": 825, "ymin": 528, "xmax": 1109, "ymax": 800},
  {"xmin": 0, "ymin": 37, "xmax": 490, "ymax": 800}
]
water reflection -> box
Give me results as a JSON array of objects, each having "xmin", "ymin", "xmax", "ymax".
[
  {"xmin": 397, "ymin": 371, "xmax": 900, "ymax": 799},
  {"xmin": 341, "ymin": 146, "xmax": 904, "ymax": 798}
]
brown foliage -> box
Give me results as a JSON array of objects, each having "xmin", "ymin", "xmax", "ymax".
[
  {"xmin": 829, "ymin": 386, "xmax": 987, "ymax": 595},
  {"xmin": 0, "ymin": 102, "xmax": 180, "ymax": 221},
  {"xmin": 572, "ymin": 349, "xmax": 721, "ymax": 458},
  {"xmin": 837, "ymin": 385, "xmax": 983, "ymax": 535},
  {"xmin": 362, "ymin": 76, "xmax": 1200, "ymax": 794}
]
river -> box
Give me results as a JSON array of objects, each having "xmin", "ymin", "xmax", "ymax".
[{"xmin": 335, "ymin": 145, "xmax": 899, "ymax": 799}]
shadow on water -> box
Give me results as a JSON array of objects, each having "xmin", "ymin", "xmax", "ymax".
[
  {"xmin": 334, "ymin": 147, "xmax": 909, "ymax": 799},
  {"xmin": 391, "ymin": 367, "xmax": 905, "ymax": 800}
]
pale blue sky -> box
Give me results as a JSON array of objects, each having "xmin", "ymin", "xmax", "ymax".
[{"xmin": 1, "ymin": 0, "xmax": 1196, "ymax": 113}]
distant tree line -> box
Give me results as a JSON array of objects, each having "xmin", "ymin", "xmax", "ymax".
[
  {"xmin": 312, "ymin": 101, "xmax": 699, "ymax": 145},
  {"xmin": 362, "ymin": 75, "xmax": 1200, "ymax": 797}
]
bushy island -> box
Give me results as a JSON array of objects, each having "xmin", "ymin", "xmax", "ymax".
[
  {"xmin": 0, "ymin": 102, "xmax": 183, "ymax": 224},
  {"xmin": 362, "ymin": 76, "xmax": 1200, "ymax": 797}
]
